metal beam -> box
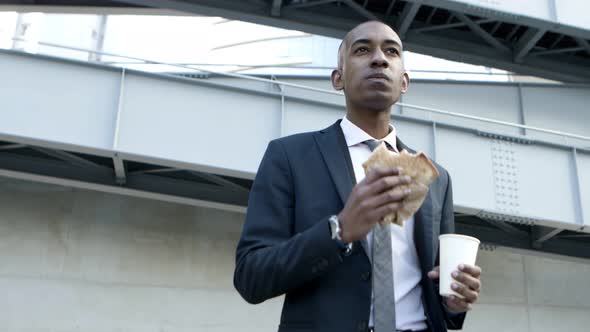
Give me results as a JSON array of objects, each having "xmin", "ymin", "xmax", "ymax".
[
  {"xmin": 489, "ymin": 21, "xmax": 502, "ymax": 36},
  {"xmin": 532, "ymin": 226, "xmax": 563, "ymax": 249},
  {"xmin": 342, "ymin": 0, "xmax": 378, "ymax": 21},
  {"xmin": 456, "ymin": 216, "xmax": 590, "ymax": 260},
  {"xmin": 396, "ymin": 2, "xmax": 420, "ymax": 39},
  {"xmin": 531, "ymin": 46, "xmax": 585, "ymax": 56},
  {"xmin": 284, "ymin": 0, "xmax": 340, "ymax": 9},
  {"xmin": 571, "ymin": 148, "xmax": 585, "ymax": 228},
  {"xmin": 485, "ymin": 219, "xmax": 529, "ymax": 236},
  {"xmin": 129, "ymin": 167, "xmax": 178, "ymax": 175},
  {"xmin": 574, "ymin": 37, "xmax": 590, "ymax": 55},
  {"xmin": 514, "ymin": 28, "xmax": 546, "ymax": 63},
  {"xmin": 285, "ymin": 0, "xmax": 339, "ymax": 10},
  {"xmin": 0, "ymin": 150, "xmax": 249, "ymax": 207},
  {"xmin": 188, "ymin": 171, "xmax": 250, "ymax": 193},
  {"xmin": 0, "ymin": 143, "xmax": 26, "ymax": 150},
  {"xmin": 455, "ymin": 12, "xmax": 510, "ymax": 52},
  {"xmin": 425, "ymin": 7, "xmax": 437, "ymax": 25},
  {"xmin": 113, "ymin": 152, "xmax": 126, "ymax": 185},
  {"xmin": 404, "ymin": 31, "xmax": 590, "ymax": 83},
  {"xmin": 385, "ymin": 0, "xmax": 396, "ymax": 17},
  {"xmin": 32, "ymin": 147, "xmax": 111, "ymax": 171},
  {"xmin": 271, "ymin": 0, "xmax": 283, "ymax": 16},
  {"xmin": 549, "ymin": 34, "xmax": 565, "ymax": 49},
  {"xmin": 413, "ymin": 18, "xmax": 494, "ymax": 33},
  {"xmin": 505, "ymin": 24, "xmax": 521, "ymax": 42},
  {"xmin": 0, "ymin": 161, "xmax": 246, "ymax": 213}
]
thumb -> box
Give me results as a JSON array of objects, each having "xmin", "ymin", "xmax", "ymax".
[{"xmin": 427, "ymin": 266, "xmax": 440, "ymax": 280}]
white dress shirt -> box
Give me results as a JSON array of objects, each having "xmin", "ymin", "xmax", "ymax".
[{"xmin": 340, "ymin": 116, "xmax": 428, "ymax": 331}]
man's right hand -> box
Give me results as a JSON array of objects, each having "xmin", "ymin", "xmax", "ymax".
[{"xmin": 338, "ymin": 167, "xmax": 411, "ymax": 244}]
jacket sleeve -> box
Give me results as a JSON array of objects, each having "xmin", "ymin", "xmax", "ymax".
[
  {"xmin": 438, "ymin": 172, "xmax": 467, "ymax": 329},
  {"xmin": 233, "ymin": 139, "xmax": 345, "ymax": 304}
]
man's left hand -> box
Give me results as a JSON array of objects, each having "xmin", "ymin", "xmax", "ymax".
[{"xmin": 427, "ymin": 264, "xmax": 482, "ymax": 313}]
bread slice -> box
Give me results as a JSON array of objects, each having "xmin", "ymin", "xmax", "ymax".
[{"xmin": 362, "ymin": 142, "xmax": 439, "ymax": 226}]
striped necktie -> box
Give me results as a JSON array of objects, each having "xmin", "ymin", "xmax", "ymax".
[{"xmin": 364, "ymin": 139, "xmax": 396, "ymax": 332}]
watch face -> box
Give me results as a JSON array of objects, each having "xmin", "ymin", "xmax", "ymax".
[{"xmin": 329, "ymin": 216, "xmax": 340, "ymax": 239}]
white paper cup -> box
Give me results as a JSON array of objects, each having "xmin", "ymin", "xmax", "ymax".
[{"xmin": 439, "ymin": 234, "xmax": 480, "ymax": 299}]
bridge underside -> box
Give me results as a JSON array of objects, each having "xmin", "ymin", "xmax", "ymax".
[{"xmin": 1, "ymin": 0, "xmax": 590, "ymax": 83}]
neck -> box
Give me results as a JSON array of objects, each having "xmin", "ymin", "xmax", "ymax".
[{"xmin": 346, "ymin": 108, "xmax": 391, "ymax": 139}]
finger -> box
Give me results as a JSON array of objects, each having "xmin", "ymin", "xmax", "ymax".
[
  {"xmin": 452, "ymin": 271, "xmax": 481, "ymax": 292},
  {"xmin": 362, "ymin": 167, "xmax": 403, "ymax": 185},
  {"xmin": 367, "ymin": 201, "xmax": 403, "ymax": 222},
  {"xmin": 459, "ymin": 264, "xmax": 482, "ymax": 278},
  {"xmin": 451, "ymin": 282, "xmax": 479, "ymax": 303},
  {"xmin": 428, "ymin": 266, "xmax": 440, "ymax": 279},
  {"xmin": 365, "ymin": 175, "xmax": 412, "ymax": 197},
  {"xmin": 427, "ymin": 270, "xmax": 439, "ymax": 280},
  {"xmin": 446, "ymin": 296, "xmax": 471, "ymax": 312},
  {"xmin": 366, "ymin": 185, "xmax": 411, "ymax": 208}
]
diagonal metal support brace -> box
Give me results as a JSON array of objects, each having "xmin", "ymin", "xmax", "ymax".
[
  {"xmin": 514, "ymin": 28, "xmax": 546, "ymax": 63},
  {"xmin": 189, "ymin": 171, "xmax": 249, "ymax": 193},
  {"xmin": 271, "ymin": 0, "xmax": 283, "ymax": 16},
  {"xmin": 413, "ymin": 18, "xmax": 494, "ymax": 33},
  {"xmin": 397, "ymin": 2, "xmax": 421, "ymax": 39},
  {"xmin": 0, "ymin": 143, "xmax": 26, "ymax": 150},
  {"xmin": 574, "ymin": 37, "xmax": 590, "ymax": 55},
  {"xmin": 32, "ymin": 147, "xmax": 110, "ymax": 171},
  {"xmin": 285, "ymin": 0, "xmax": 339, "ymax": 9},
  {"xmin": 455, "ymin": 12, "xmax": 509, "ymax": 52},
  {"xmin": 343, "ymin": 0, "xmax": 379, "ymax": 20},
  {"xmin": 532, "ymin": 226, "xmax": 563, "ymax": 249},
  {"xmin": 113, "ymin": 152, "xmax": 126, "ymax": 185},
  {"xmin": 385, "ymin": 0, "xmax": 397, "ymax": 17},
  {"xmin": 485, "ymin": 219, "xmax": 528, "ymax": 236}
]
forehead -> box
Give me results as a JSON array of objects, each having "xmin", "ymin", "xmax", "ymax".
[{"xmin": 346, "ymin": 22, "xmax": 402, "ymax": 47}]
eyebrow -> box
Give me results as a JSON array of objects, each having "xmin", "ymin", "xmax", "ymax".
[{"xmin": 350, "ymin": 38, "xmax": 401, "ymax": 49}]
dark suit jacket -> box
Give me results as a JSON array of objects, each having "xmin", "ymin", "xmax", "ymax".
[{"xmin": 234, "ymin": 120, "xmax": 466, "ymax": 332}]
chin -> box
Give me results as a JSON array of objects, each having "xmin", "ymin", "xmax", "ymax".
[{"xmin": 362, "ymin": 94, "xmax": 398, "ymax": 111}]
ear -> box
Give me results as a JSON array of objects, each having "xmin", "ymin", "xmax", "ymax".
[
  {"xmin": 331, "ymin": 69, "xmax": 344, "ymax": 91},
  {"xmin": 401, "ymin": 72, "xmax": 410, "ymax": 94}
]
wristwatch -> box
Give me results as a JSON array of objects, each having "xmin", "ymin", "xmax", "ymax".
[
  {"xmin": 329, "ymin": 215, "xmax": 353, "ymax": 255},
  {"xmin": 329, "ymin": 215, "xmax": 343, "ymax": 241}
]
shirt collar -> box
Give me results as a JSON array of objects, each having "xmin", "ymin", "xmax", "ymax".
[{"xmin": 340, "ymin": 116, "xmax": 398, "ymax": 152}]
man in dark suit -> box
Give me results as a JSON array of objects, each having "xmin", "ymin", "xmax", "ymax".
[{"xmin": 234, "ymin": 21, "xmax": 482, "ymax": 332}]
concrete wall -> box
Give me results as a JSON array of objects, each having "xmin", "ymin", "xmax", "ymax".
[{"xmin": 1, "ymin": 177, "xmax": 589, "ymax": 331}]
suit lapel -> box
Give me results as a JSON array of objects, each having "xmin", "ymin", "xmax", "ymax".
[
  {"xmin": 314, "ymin": 120, "xmax": 372, "ymax": 262},
  {"xmin": 413, "ymin": 195, "xmax": 435, "ymax": 273},
  {"xmin": 314, "ymin": 120, "xmax": 355, "ymax": 205}
]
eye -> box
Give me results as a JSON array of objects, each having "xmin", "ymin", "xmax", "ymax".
[
  {"xmin": 386, "ymin": 47, "xmax": 399, "ymax": 55},
  {"xmin": 354, "ymin": 46, "xmax": 369, "ymax": 54}
]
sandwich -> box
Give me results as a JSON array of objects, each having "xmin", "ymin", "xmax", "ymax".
[{"xmin": 362, "ymin": 142, "xmax": 439, "ymax": 226}]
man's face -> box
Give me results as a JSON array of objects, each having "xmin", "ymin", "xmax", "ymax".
[{"xmin": 332, "ymin": 22, "xmax": 409, "ymax": 111}]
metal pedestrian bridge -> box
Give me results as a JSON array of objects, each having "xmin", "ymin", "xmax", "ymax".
[
  {"xmin": 1, "ymin": 49, "xmax": 589, "ymax": 259},
  {"xmin": 1, "ymin": 0, "xmax": 590, "ymax": 83}
]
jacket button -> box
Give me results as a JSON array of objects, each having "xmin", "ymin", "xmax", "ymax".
[
  {"xmin": 343, "ymin": 246, "xmax": 353, "ymax": 256},
  {"xmin": 357, "ymin": 320, "xmax": 368, "ymax": 331},
  {"xmin": 361, "ymin": 271, "xmax": 371, "ymax": 281}
]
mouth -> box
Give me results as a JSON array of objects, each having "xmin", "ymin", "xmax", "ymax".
[{"xmin": 366, "ymin": 73, "xmax": 390, "ymax": 81}]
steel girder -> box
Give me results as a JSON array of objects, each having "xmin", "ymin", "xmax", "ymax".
[{"xmin": 1, "ymin": 0, "xmax": 590, "ymax": 82}]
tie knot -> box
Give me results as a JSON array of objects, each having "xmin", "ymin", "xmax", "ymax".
[
  {"xmin": 364, "ymin": 139, "xmax": 394, "ymax": 152},
  {"xmin": 363, "ymin": 139, "xmax": 381, "ymax": 152}
]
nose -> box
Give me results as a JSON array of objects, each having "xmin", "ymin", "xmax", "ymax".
[{"xmin": 371, "ymin": 49, "xmax": 389, "ymax": 68}]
